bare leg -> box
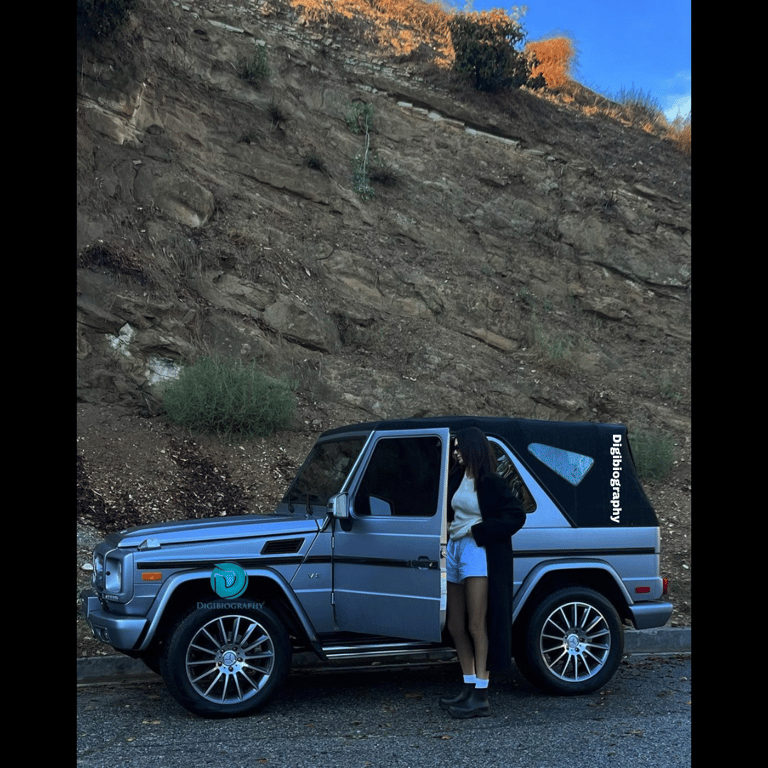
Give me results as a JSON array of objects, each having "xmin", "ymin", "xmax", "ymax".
[
  {"xmin": 446, "ymin": 580, "xmax": 476, "ymax": 676},
  {"xmin": 463, "ymin": 576, "xmax": 489, "ymax": 680},
  {"xmin": 446, "ymin": 577, "xmax": 490, "ymax": 679},
  {"xmin": 444, "ymin": 575, "xmax": 492, "ymax": 718}
]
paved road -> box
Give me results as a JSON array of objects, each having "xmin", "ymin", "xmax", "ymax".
[{"xmin": 77, "ymin": 655, "xmax": 691, "ymax": 768}]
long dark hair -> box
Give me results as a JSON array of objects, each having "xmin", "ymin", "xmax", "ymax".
[{"xmin": 452, "ymin": 427, "xmax": 496, "ymax": 486}]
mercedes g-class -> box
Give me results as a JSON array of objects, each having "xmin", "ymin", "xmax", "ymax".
[{"xmin": 81, "ymin": 416, "xmax": 672, "ymax": 718}]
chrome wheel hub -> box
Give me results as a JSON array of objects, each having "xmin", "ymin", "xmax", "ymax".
[
  {"xmin": 217, "ymin": 647, "xmax": 243, "ymax": 672},
  {"xmin": 566, "ymin": 632, "xmax": 583, "ymax": 651}
]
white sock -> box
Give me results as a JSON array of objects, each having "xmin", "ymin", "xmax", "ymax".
[
  {"xmin": 475, "ymin": 677, "xmax": 489, "ymax": 689},
  {"xmin": 463, "ymin": 674, "xmax": 477, "ymax": 686}
]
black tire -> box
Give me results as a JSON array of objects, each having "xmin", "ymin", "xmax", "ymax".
[
  {"xmin": 513, "ymin": 586, "xmax": 624, "ymax": 696},
  {"xmin": 159, "ymin": 602, "xmax": 291, "ymax": 718}
]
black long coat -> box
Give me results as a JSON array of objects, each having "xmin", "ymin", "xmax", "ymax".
[{"xmin": 447, "ymin": 470, "xmax": 526, "ymax": 673}]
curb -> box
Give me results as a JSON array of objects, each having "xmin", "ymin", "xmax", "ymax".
[
  {"xmin": 76, "ymin": 626, "xmax": 690, "ymax": 685},
  {"xmin": 623, "ymin": 625, "xmax": 691, "ymax": 655}
]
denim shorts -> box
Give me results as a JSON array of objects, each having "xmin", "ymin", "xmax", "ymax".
[{"xmin": 446, "ymin": 535, "xmax": 488, "ymax": 584}]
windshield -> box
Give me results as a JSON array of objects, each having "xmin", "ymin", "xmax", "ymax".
[{"xmin": 282, "ymin": 436, "xmax": 367, "ymax": 506}]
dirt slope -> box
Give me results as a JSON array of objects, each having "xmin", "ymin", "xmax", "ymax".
[{"xmin": 76, "ymin": 0, "xmax": 690, "ymax": 657}]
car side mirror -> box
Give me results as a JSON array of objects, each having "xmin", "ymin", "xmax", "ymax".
[{"xmin": 328, "ymin": 493, "xmax": 349, "ymax": 519}]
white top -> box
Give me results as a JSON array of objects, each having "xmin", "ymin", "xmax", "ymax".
[{"xmin": 448, "ymin": 471, "xmax": 482, "ymax": 540}]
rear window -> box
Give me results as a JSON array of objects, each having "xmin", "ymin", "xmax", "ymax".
[
  {"xmin": 527, "ymin": 443, "xmax": 594, "ymax": 486},
  {"xmin": 489, "ymin": 439, "xmax": 537, "ymax": 513}
]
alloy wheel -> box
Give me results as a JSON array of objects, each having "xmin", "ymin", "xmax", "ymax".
[
  {"xmin": 539, "ymin": 599, "xmax": 612, "ymax": 683},
  {"xmin": 185, "ymin": 614, "xmax": 276, "ymax": 704}
]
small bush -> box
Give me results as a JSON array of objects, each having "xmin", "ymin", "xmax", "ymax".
[
  {"xmin": 448, "ymin": 10, "xmax": 543, "ymax": 92},
  {"xmin": 630, "ymin": 429, "xmax": 675, "ymax": 482},
  {"xmin": 526, "ymin": 37, "xmax": 575, "ymax": 88},
  {"xmin": 241, "ymin": 44, "xmax": 269, "ymax": 87},
  {"xmin": 345, "ymin": 101, "xmax": 377, "ymax": 200},
  {"xmin": 344, "ymin": 102, "xmax": 375, "ymax": 134},
  {"xmin": 302, "ymin": 151, "xmax": 327, "ymax": 172},
  {"xmin": 162, "ymin": 357, "xmax": 296, "ymax": 438},
  {"xmin": 667, "ymin": 113, "xmax": 691, "ymax": 156},
  {"xmin": 368, "ymin": 154, "xmax": 398, "ymax": 186},
  {"xmin": 352, "ymin": 154, "xmax": 376, "ymax": 201},
  {"xmin": 267, "ymin": 97, "xmax": 287, "ymax": 127}
]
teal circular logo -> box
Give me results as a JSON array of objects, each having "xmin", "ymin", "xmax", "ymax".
[{"xmin": 210, "ymin": 562, "xmax": 249, "ymax": 598}]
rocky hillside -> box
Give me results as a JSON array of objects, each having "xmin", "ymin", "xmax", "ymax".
[{"xmin": 76, "ymin": 0, "xmax": 691, "ymax": 652}]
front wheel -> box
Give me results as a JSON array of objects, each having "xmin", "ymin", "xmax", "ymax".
[
  {"xmin": 513, "ymin": 586, "xmax": 624, "ymax": 696},
  {"xmin": 160, "ymin": 602, "xmax": 291, "ymax": 718}
]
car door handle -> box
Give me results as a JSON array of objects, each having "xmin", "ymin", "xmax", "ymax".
[{"xmin": 409, "ymin": 556, "xmax": 438, "ymax": 570}]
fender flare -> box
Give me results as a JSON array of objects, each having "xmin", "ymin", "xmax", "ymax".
[
  {"xmin": 134, "ymin": 566, "xmax": 321, "ymax": 653},
  {"xmin": 512, "ymin": 558, "xmax": 633, "ymax": 623}
]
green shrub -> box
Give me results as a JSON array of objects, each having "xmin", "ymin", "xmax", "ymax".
[
  {"xmin": 162, "ymin": 357, "xmax": 295, "ymax": 438},
  {"xmin": 77, "ymin": 0, "xmax": 136, "ymax": 41},
  {"xmin": 368, "ymin": 154, "xmax": 398, "ymax": 186},
  {"xmin": 630, "ymin": 429, "xmax": 675, "ymax": 482},
  {"xmin": 448, "ymin": 11, "xmax": 544, "ymax": 92},
  {"xmin": 344, "ymin": 102, "xmax": 375, "ymax": 134},
  {"xmin": 241, "ymin": 44, "xmax": 269, "ymax": 87}
]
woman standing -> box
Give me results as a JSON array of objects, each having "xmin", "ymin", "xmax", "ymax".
[{"xmin": 440, "ymin": 427, "xmax": 526, "ymax": 718}]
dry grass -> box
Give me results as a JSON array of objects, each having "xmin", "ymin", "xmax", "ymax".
[
  {"xmin": 526, "ymin": 37, "xmax": 574, "ymax": 88},
  {"xmin": 290, "ymin": 0, "xmax": 454, "ymax": 59},
  {"xmin": 666, "ymin": 115, "xmax": 691, "ymax": 156},
  {"xmin": 289, "ymin": 0, "xmax": 690, "ymax": 156}
]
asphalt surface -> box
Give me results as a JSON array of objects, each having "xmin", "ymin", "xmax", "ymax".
[
  {"xmin": 77, "ymin": 626, "xmax": 690, "ymax": 684},
  {"xmin": 77, "ymin": 653, "xmax": 692, "ymax": 768}
]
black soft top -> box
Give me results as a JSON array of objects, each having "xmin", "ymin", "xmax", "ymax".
[{"xmin": 321, "ymin": 416, "xmax": 658, "ymax": 527}]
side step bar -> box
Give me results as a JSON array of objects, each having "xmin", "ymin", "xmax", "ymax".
[{"xmin": 321, "ymin": 639, "xmax": 456, "ymax": 661}]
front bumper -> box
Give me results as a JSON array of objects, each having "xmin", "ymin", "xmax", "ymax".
[
  {"xmin": 628, "ymin": 599, "xmax": 674, "ymax": 630},
  {"xmin": 80, "ymin": 590, "xmax": 147, "ymax": 650}
]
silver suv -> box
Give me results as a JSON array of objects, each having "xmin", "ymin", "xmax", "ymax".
[{"xmin": 81, "ymin": 416, "xmax": 672, "ymax": 718}]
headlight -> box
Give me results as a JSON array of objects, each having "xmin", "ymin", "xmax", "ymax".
[
  {"xmin": 92, "ymin": 549, "xmax": 122, "ymax": 594},
  {"xmin": 92, "ymin": 552, "xmax": 104, "ymax": 588}
]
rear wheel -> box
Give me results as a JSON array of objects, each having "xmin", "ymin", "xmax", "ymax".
[
  {"xmin": 514, "ymin": 586, "xmax": 623, "ymax": 696},
  {"xmin": 160, "ymin": 602, "xmax": 290, "ymax": 718}
]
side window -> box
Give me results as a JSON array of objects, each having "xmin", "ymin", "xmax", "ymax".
[
  {"xmin": 527, "ymin": 443, "xmax": 594, "ymax": 486},
  {"xmin": 354, "ymin": 436, "xmax": 442, "ymax": 517},
  {"xmin": 489, "ymin": 439, "xmax": 537, "ymax": 513}
]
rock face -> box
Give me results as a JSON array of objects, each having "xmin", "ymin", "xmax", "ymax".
[{"xmin": 76, "ymin": 0, "xmax": 690, "ymax": 438}]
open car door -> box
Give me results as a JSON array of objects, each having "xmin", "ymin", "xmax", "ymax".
[{"xmin": 331, "ymin": 428, "xmax": 450, "ymax": 642}]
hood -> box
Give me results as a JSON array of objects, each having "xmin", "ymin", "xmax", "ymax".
[{"xmin": 112, "ymin": 513, "xmax": 324, "ymax": 548}]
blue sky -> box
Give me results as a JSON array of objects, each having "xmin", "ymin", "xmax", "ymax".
[{"xmin": 469, "ymin": 1, "xmax": 691, "ymax": 122}]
